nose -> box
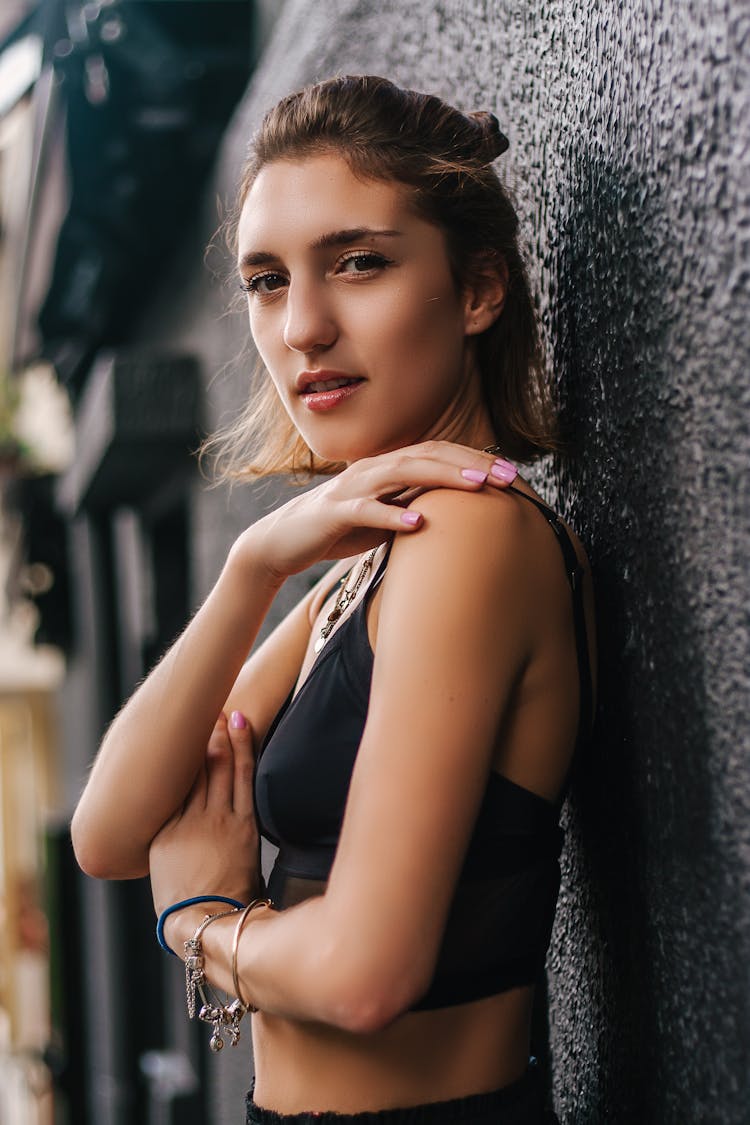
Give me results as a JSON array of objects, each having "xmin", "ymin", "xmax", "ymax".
[{"xmin": 283, "ymin": 278, "xmax": 338, "ymax": 354}]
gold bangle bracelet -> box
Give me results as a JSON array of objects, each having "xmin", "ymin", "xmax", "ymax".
[{"xmin": 231, "ymin": 898, "xmax": 273, "ymax": 1013}]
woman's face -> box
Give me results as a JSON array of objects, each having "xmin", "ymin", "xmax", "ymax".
[{"xmin": 237, "ymin": 153, "xmax": 492, "ymax": 463}]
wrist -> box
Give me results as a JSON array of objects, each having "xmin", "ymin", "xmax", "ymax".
[
  {"xmin": 226, "ymin": 528, "xmax": 286, "ymax": 594},
  {"xmin": 164, "ymin": 904, "xmax": 208, "ymax": 956},
  {"xmin": 157, "ymin": 894, "xmax": 248, "ymax": 957}
]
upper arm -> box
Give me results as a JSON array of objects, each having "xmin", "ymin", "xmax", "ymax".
[{"xmin": 322, "ymin": 489, "xmax": 531, "ymax": 1011}]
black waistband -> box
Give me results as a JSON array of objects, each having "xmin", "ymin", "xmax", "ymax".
[{"xmin": 246, "ymin": 1060, "xmax": 547, "ymax": 1124}]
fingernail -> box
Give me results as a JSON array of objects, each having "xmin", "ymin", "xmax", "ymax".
[
  {"xmin": 490, "ymin": 458, "xmax": 517, "ymax": 483},
  {"xmin": 461, "ymin": 469, "xmax": 488, "ymax": 484},
  {"xmin": 230, "ymin": 710, "xmax": 247, "ymax": 730},
  {"xmin": 401, "ymin": 510, "xmax": 422, "ymax": 526}
]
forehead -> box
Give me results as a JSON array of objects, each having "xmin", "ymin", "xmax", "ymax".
[{"xmin": 237, "ymin": 154, "xmax": 414, "ymax": 258}]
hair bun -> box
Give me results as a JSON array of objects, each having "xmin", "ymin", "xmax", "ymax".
[{"xmin": 467, "ymin": 111, "xmax": 509, "ymax": 162}]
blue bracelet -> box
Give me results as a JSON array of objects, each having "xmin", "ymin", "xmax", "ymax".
[{"xmin": 156, "ymin": 896, "xmax": 246, "ymax": 956}]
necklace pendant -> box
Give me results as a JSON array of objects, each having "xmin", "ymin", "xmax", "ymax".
[{"xmin": 315, "ymin": 616, "xmax": 335, "ymax": 654}]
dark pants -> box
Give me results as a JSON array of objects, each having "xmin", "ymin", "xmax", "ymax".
[{"xmin": 246, "ymin": 1062, "xmax": 559, "ymax": 1124}]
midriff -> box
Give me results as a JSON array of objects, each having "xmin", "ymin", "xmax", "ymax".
[{"xmin": 251, "ymin": 985, "xmax": 534, "ymax": 1115}]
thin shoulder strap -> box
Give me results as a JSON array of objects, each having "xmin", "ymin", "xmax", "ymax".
[{"xmin": 506, "ymin": 485, "xmax": 594, "ymax": 755}]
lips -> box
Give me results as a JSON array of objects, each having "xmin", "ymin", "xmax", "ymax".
[
  {"xmin": 304, "ymin": 376, "xmax": 361, "ymax": 393},
  {"xmin": 295, "ymin": 369, "xmax": 363, "ymax": 395},
  {"xmin": 295, "ymin": 370, "xmax": 366, "ymax": 413}
]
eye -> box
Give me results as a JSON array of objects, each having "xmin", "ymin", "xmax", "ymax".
[
  {"xmin": 336, "ymin": 251, "xmax": 392, "ymax": 276},
  {"xmin": 239, "ymin": 271, "xmax": 288, "ymax": 296}
]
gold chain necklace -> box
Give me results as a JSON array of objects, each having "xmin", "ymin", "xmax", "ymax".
[{"xmin": 314, "ymin": 547, "xmax": 379, "ymax": 654}]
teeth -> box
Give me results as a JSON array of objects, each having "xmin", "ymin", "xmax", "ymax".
[{"xmin": 306, "ymin": 378, "xmax": 356, "ymax": 393}]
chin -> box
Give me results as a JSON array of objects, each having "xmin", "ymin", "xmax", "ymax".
[
  {"xmin": 297, "ymin": 404, "xmax": 441, "ymax": 464},
  {"xmin": 308, "ymin": 441, "xmax": 376, "ymax": 465},
  {"xmin": 310, "ymin": 435, "xmax": 410, "ymax": 465}
]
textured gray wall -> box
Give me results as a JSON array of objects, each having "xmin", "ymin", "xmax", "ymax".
[{"xmin": 137, "ymin": 1, "xmax": 750, "ymax": 1120}]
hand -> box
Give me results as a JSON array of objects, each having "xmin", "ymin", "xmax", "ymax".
[
  {"xmin": 240, "ymin": 440, "xmax": 518, "ymax": 580},
  {"xmin": 149, "ymin": 711, "xmax": 261, "ymax": 932}
]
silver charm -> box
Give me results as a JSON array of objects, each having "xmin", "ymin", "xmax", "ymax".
[
  {"xmin": 182, "ymin": 907, "xmax": 250, "ymax": 1052},
  {"xmin": 197, "ymin": 992, "xmax": 246, "ymax": 1050},
  {"xmin": 184, "ymin": 939, "xmax": 205, "ymax": 1020}
]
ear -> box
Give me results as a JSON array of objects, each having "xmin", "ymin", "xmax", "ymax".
[{"xmin": 462, "ymin": 254, "xmax": 508, "ymax": 336}]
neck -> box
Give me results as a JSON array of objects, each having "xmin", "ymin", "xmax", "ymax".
[{"xmin": 419, "ymin": 358, "xmax": 496, "ymax": 450}]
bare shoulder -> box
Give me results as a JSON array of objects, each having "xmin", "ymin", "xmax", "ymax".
[
  {"xmin": 377, "ymin": 480, "xmax": 594, "ymax": 653},
  {"xmin": 404, "ymin": 480, "xmax": 593, "ymax": 575},
  {"xmin": 408, "ymin": 482, "xmax": 527, "ymax": 528},
  {"xmin": 368, "ymin": 486, "xmax": 539, "ymax": 666},
  {"xmin": 391, "ymin": 483, "xmax": 548, "ymax": 580}
]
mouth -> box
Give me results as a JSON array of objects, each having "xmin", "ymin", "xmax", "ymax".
[
  {"xmin": 296, "ymin": 370, "xmax": 364, "ymax": 395},
  {"xmin": 296, "ymin": 370, "xmax": 365, "ymax": 413}
]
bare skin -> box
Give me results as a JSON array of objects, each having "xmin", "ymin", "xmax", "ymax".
[
  {"xmin": 254, "ymin": 478, "xmax": 594, "ymax": 1114},
  {"xmin": 154, "ymin": 480, "xmax": 596, "ymax": 1114},
  {"xmin": 74, "ymin": 153, "xmax": 597, "ymax": 1115}
]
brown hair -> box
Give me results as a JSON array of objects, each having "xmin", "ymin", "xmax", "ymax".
[{"xmin": 205, "ymin": 75, "xmax": 559, "ymax": 481}]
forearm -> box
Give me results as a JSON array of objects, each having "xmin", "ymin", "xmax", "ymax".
[
  {"xmin": 166, "ymin": 896, "xmax": 414, "ymax": 1034},
  {"xmin": 72, "ymin": 537, "xmax": 283, "ymax": 878}
]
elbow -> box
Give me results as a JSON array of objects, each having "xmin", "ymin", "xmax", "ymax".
[
  {"xmin": 70, "ymin": 834, "xmax": 103, "ymax": 881},
  {"xmin": 322, "ymin": 950, "xmax": 431, "ymax": 1035},
  {"xmin": 70, "ymin": 807, "xmax": 109, "ymax": 879},
  {"xmin": 70, "ymin": 804, "xmax": 147, "ymax": 881},
  {"xmin": 331, "ymin": 997, "xmax": 405, "ymax": 1037}
]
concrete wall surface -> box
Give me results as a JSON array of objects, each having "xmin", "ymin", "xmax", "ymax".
[{"xmin": 137, "ymin": 1, "xmax": 750, "ymax": 1121}]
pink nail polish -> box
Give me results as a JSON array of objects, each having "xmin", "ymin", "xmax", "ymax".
[
  {"xmin": 401, "ymin": 510, "xmax": 422, "ymax": 526},
  {"xmin": 461, "ymin": 469, "xmax": 488, "ymax": 484},
  {"xmin": 490, "ymin": 459, "xmax": 518, "ymax": 483},
  {"xmin": 230, "ymin": 710, "xmax": 247, "ymax": 730}
]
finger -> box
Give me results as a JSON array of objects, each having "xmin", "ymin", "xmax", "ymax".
[
  {"xmin": 329, "ymin": 447, "xmax": 519, "ymax": 538},
  {"xmin": 380, "ymin": 485, "xmax": 424, "ymax": 507},
  {"xmin": 486, "ymin": 455, "xmax": 518, "ymax": 487},
  {"xmin": 401, "ymin": 441, "xmax": 518, "ymax": 489},
  {"xmin": 227, "ymin": 710, "xmax": 256, "ymax": 815},
  {"xmin": 340, "ymin": 495, "xmax": 428, "ymax": 535},
  {"xmin": 183, "ymin": 758, "xmax": 208, "ymax": 812},
  {"xmin": 205, "ymin": 712, "xmax": 235, "ymax": 810},
  {"xmin": 354, "ymin": 452, "xmax": 491, "ymax": 501}
]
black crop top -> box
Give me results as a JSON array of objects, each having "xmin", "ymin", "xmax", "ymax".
[{"xmin": 254, "ymin": 485, "xmax": 593, "ymax": 1010}]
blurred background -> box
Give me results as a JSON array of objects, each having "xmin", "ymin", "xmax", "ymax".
[
  {"xmin": 1, "ymin": 1, "xmax": 748, "ymax": 1124},
  {"xmin": 0, "ymin": 2, "xmax": 275, "ymax": 1122}
]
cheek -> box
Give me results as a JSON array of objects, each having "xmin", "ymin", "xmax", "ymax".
[
  {"xmin": 364, "ymin": 282, "xmax": 465, "ymax": 361},
  {"xmin": 249, "ymin": 312, "xmax": 287, "ymax": 384},
  {"xmin": 388, "ymin": 298, "xmax": 466, "ymax": 386}
]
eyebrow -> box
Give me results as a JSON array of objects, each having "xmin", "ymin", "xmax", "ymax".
[{"xmin": 239, "ymin": 228, "xmax": 403, "ymax": 269}]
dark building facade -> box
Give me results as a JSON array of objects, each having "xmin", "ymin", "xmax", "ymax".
[{"xmin": 8, "ymin": 1, "xmax": 750, "ymax": 1122}]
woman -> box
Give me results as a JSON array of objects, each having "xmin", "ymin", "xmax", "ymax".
[{"xmin": 72, "ymin": 76, "xmax": 595, "ymax": 1124}]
